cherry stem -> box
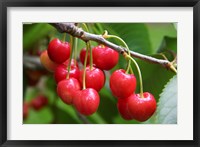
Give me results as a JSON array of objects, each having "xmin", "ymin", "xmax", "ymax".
[
  {"xmin": 88, "ymin": 42, "xmax": 93, "ymax": 70},
  {"xmin": 82, "ymin": 23, "xmax": 93, "ymax": 70},
  {"xmin": 82, "ymin": 41, "xmax": 89, "ymax": 89},
  {"xmin": 126, "ymin": 54, "xmax": 144, "ymax": 98},
  {"xmin": 66, "ymin": 35, "xmax": 73, "ymax": 79},
  {"xmin": 74, "ymin": 37, "xmax": 78, "ymax": 65},
  {"xmin": 104, "ymin": 33, "xmax": 131, "ymax": 74},
  {"xmin": 62, "ymin": 33, "xmax": 66, "ymax": 42},
  {"xmin": 129, "ymin": 66, "xmax": 134, "ymax": 74},
  {"xmin": 158, "ymin": 53, "xmax": 177, "ymax": 74}
]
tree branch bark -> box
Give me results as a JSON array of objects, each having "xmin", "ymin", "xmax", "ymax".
[{"xmin": 50, "ymin": 23, "xmax": 174, "ymax": 71}]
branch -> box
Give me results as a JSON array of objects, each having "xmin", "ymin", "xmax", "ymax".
[
  {"xmin": 50, "ymin": 23, "xmax": 174, "ymax": 71},
  {"xmin": 23, "ymin": 55, "xmax": 44, "ymax": 70}
]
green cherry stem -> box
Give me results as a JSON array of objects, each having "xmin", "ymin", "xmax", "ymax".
[
  {"xmin": 82, "ymin": 23, "xmax": 93, "ymax": 70},
  {"xmin": 62, "ymin": 33, "xmax": 66, "ymax": 42},
  {"xmin": 66, "ymin": 35, "xmax": 74, "ymax": 79},
  {"xmin": 104, "ymin": 33, "xmax": 131, "ymax": 74},
  {"xmin": 74, "ymin": 37, "xmax": 78, "ymax": 65},
  {"xmin": 126, "ymin": 54, "xmax": 144, "ymax": 98},
  {"xmin": 88, "ymin": 41, "xmax": 93, "ymax": 70},
  {"xmin": 82, "ymin": 41, "xmax": 90, "ymax": 89}
]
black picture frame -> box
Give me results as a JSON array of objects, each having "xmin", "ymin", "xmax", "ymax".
[{"xmin": 0, "ymin": 0, "xmax": 199, "ymax": 146}]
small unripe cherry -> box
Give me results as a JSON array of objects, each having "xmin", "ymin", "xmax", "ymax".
[
  {"xmin": 92, "ymin": 45, "xmax": 119, "ymax": 70},
  {"xmin": 47, "ymin": 38, "xmax": 71, "ymax": 64},
  {"xmin": 57, "ymin": 78, "xmax": 81, "ymax": 105},
  {"xmin": 79, "ymin": 66, "xmax": 105, "ymax": 92},
  {"xmin": 40, "ymin": 50, "xmax": 58, "ymax": 72},
  {"xmin": 127, "ymin": 92, "xmax": 157, "ymax": 122},
  {"xmin": 110, "ymin": 69, "xmax": 136, "ymax": 99},
  {"xmin": 73, "ymin": 88, "xmax": 100, "ymax": 115}
]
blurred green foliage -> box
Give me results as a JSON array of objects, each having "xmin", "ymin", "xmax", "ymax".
[{"xmin": 23, "ymin": 23, "xmax": 177, "ymax": 124}]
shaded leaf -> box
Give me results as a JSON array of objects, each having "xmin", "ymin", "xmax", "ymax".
[
  {"xmin": 24, "ymin": 107, "xmax": 54, "ymax": 124},
  {"xmin": 23, "ymin": 23, "xmax": 55, "ymax": 50},
  {"xmin": 146, "ymin": 23, "xmax": 177, "ymax": 52},
  {"xmin": 102, "ymin": 23, "xmax": 152, "ymax": 54},
  {"xmin": 156, "ymin": 75, "xmax": 177, "ymax": 124}
]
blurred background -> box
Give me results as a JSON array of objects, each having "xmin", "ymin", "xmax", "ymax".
[{"xmin": 23, "ymin": 23, "xmax": 177, "ymax": 124}]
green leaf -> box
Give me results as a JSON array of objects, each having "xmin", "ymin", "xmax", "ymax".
[
  {"xmin": 146, "ymin": 23, "xmax": 177, "ymax": 53},
  {"xmin": 158, "ymin": 36, "xmax": 177, "ymax": 53},
  {"xmin": 95, "ymin": 86, "xmax": 118, "ymax": 123},
  {"xmin": 24, "ymin": 107, "xmax": 54, "ymax": 124},
  {"xmin": 56, "ymin": 98, "xmax": 82, "ymax": 123},
  {"xmin": 102, "ymin": 23, "xmax": 152, "ymax": 54},
  {"xmin": 156, "ymin": 75, "xmax": 177, "ymax": 124},
  {"xmin": 23, "ymin": 23, "xmax": 55, "ymax": 50}
]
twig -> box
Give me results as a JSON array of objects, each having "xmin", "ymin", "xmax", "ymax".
[
  {"xmin": 76, "ymin": 110, "xmax": 91, "ymax": 124},
  {"xmin": 23, "ymin": 55, "xmax": 44, "ymax": 70},
  {"xmin": 50, "ymin": 23, "xmax": 173, "ymax": 70}
]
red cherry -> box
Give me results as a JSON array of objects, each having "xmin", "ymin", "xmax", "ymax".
[
  {"xmin": 54, "ymin": 60, "xmax": 80, "ymax": 84},
  {"xmin": 57, "ymin": 78, "xmax": 81, "ymax": 105},
  {"xmin": 110, "ymin": 69, "xmax": 136, "ymax": 99},
  {"xmin": 23, "ymin": 102, "xmax": 29, "ymax": 119},
  {"xmin": 73, "ymin": 88, "xmax": 100, "ymax": 115},
  {"xmin": 127, "ymin": 92, "xmax": 157, "ymax": 122},
  {"xmin": 30, "ymin": 95, "xmax": 48, "ymax": 110},
  {"xmin": 40, "ymin": 50, "xmax": 58, "ymax": 72},
  {"xmin": 79, "ymin": 66, "xmax": 105, "ymax": 92},
  {"xmin": 79, "ymin": 48, "xmax": 90, "ymax": 65},
  {"xmin": 92, "ymin": 45, "xmax": 119, "ymax": 70},
  {"xmin": 117, "ymin": 97, "xmax": 133, "ymax": 120},
  {"xmin": 47, "ymin": 38, "xmax": 71, "ymax": 64}
]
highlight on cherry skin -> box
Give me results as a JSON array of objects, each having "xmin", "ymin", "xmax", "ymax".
[
  {"xmin": 79, "ymin": 66, "xmax": 105, "ymax": 92},
  {"xmin": 47, "ymin": 38, "xmax": 71, "ymax": 64},
  {"xmin": 110, "ymin": 69, "xmax": 137, "ymax": 99},
  {"xmin": 73, "ymin": 88, "xmax": 100, "ymax": 116}
]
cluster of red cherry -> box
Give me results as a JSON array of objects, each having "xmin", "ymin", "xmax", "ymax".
[
  {"xmin": 23, "ymin": 95, "xmax": 48, "ymax": 119},
  {"xmin": 40, "ymin": 37, "xmax": 156, "ymax": 122}
]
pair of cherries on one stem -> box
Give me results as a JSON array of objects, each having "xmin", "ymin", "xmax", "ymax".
[
  {"xmin": 57, "ymin": 77, "xmax": 100, "ymax": 116},
  {"xmin": 110, "ymin": 68, "xmax": 156, "ymax": 122},
  {"xmin": 55, "ymin": 61, "xmax": 102, "ymax": 116}
]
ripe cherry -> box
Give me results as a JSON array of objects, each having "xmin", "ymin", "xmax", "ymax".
[
  {"xmin": 30, "ymin": 95, "xmax": 48, "ymax": 110},
  {"xmin": 127, "ymin": 92, "xmax": 156, "ymax": 122},
  {"xmin": 73, "ymin": 88, "xmax": 100, "ymax": 115},
  {"xmin": 54, "ymin": 59, "xmax": 80, "ymax": 84},
  {"xmin": 79, "ymin": 66, "xmax": 105, "ymax": 92},
  {"xmin": 47, "ymin": 38, "xmax": 71, "ymax": 64},
  {"xmin": 110, "ymin": 69, "xmax": 136, "ymax": 99},
  {"xmin": 79, "ymin": 48, "xmax": 90, "ymax": 65},
  {"xmin": 57, "ymin": 78, "xmax": 81, "ymax": 105},
  {"xmin": 92, "ymin": 45, "xmax": 119, "ymax": 70},
  {"xmin": 117, "ymin": 97, "xmax": 133, "ymax": 120},
  {"xmin": 23, "ymin": 102, "xmax": 29, "ymax": 119},
  {"xmin": 40, "ymin": 50, "xmax": 58, "ymax": 72}
]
